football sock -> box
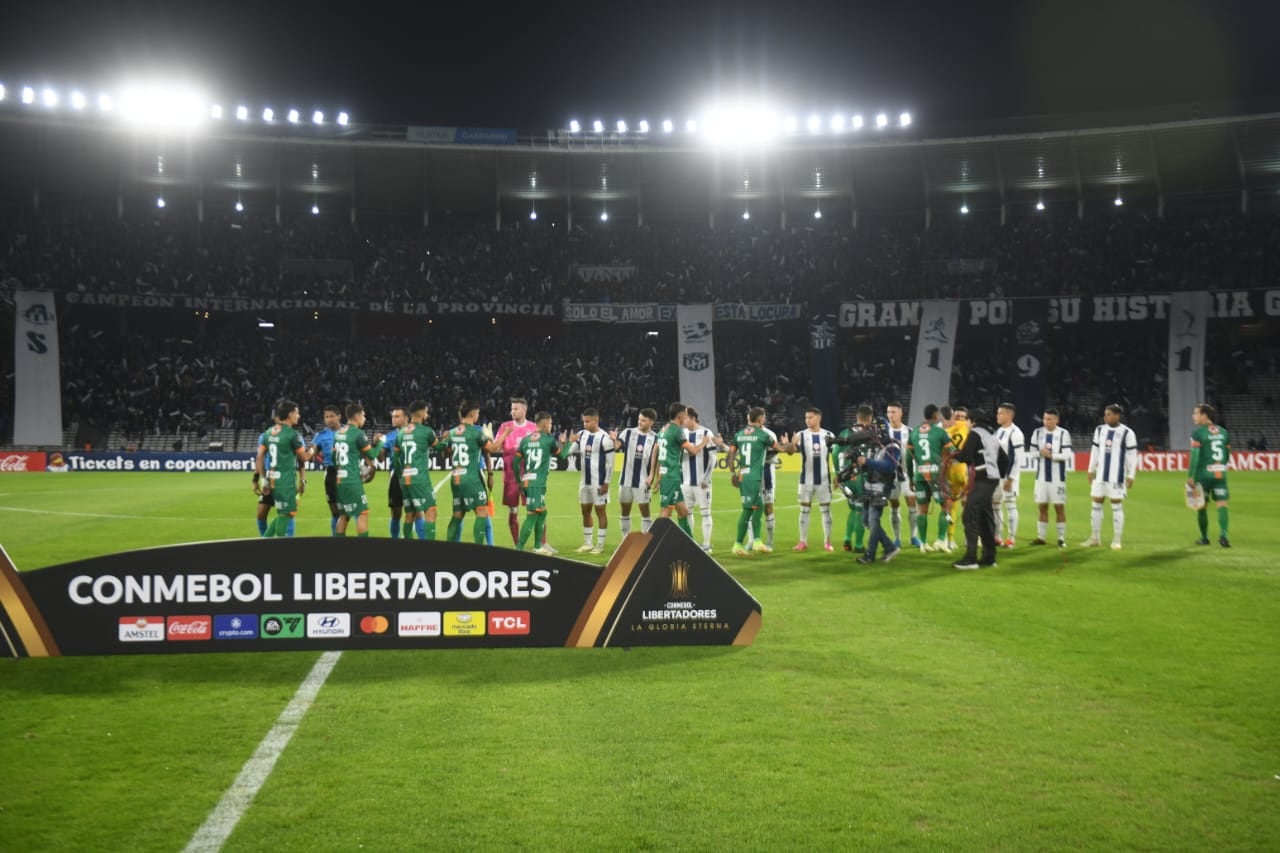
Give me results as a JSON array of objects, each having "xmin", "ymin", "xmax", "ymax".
[
  {"xmin": 1197, "ymin": 508, "xmax": 1209, "ymax": 538},
  {"xmin": 596, "ymin": 528, "xmax": 608, "ymax": 548},
  {"xmin": 939, "ymin": 512, "xmax": 951, "ymax": 541},
  {"xmin": 414, "ymin": 518, "xmax": 426, "ymax": 540},
  {"xmin": 677, "ymin": 515, "xmax": 693, "ymax": 537},
  {"xmin": 534, "ymin": 513, "xmax": 546, "ymax": 545},
  {"xmin": 1111, "ymin": 504, "xmax": 1124, "ymax": 542},
  {"xmin": 798, "ymin": 505, "xmax": 811, "ymax": 544},
  {"xmin": 820, "ymin": 505, "xmax": 833, "ymax": 544},
  {"xmin": 583, "ymin": 526, "xmax": 593, "ymax": 545},
  {"xmin": 908, "ymin": 505, "xmax": 919, "ymax": 537},
  {"xmin": 751, "ymin": 507, "xmax": 764, "ymax": 539},
  {"xmin": 485, "ymin": 517, "xmax": 494, "ymax": 546},
  {"xmin": 1217, "ymin": 506, "xmax": 1229, "ymax": 537},
  {"xmin": 508, "ymin": 511, "xmax": 520, "ymax": 545},
  {"xmin": 765, "ymin": 513, "xmax": 776, "ymax": 546},
  {"xmin": 518, "ymin": 515, "xmax": 536, "ymax": 550},
  {"xmin": 256, "ymin": 518, "xmax": 268, "ymax": 536},
  {"xmin": 1056, "ymin": 522, "xmax": 1066, "ymax": 541},
  {"xmin": 916, "ymin": 513, "xmax": 928, "ymax": 543},
  {"xmin": 447, "ymin": 517, "xmax": 462, "ymax": 542},
  {"xmin": 286, "ymin": 518, "xmax": 295, "ymax": 537},
  {"xmin": 403, "ymin": 522, "xmax": 415, "ymax": 540},
  {"xmin": 619, "ymin": 515, "xmax": 632, "ymax": 537},
  {"xmin": 890, "ymin": 506, "xmax": 901, "ymax": 542},
  {"xmin": 1038, "ymin": 520, "xmax": 1048, "ymax": 540},
  {"xmin": 334, "ymin": 531, "xmax": 346, "ymax": 537},
  {"xmin": 474, "ymin": 516, "xmax": 488, "ymax": 545},
  {"xmin": 357, "ymin": 531, "xmax": 369, "ymax": 538},
  {"xmin": 641, "ymin": 517, "xmax": 652, "ymax": 533},
  {"xmin": 423, "ymin": 520, "xmax": 436, "ymax": 541},
  {"xmin": 1091, "ymin": 502, "xmax": 1104, "ymax": 539},
  {"xmin": 844, "ymin": 508, "xmax": 857, "ymax": 544},
  {"xmin": 389, "ymin": 517, "xmax": 401, "ymax": 539},
  {"xmin": 1007, "ymin": 504, "xmax": 1019, "ymax": 538},
  {"xmin": 701, "ymin": 508, "xmax": 713, "ymax": 547},
  {"xmin": 736, "ymin": 508, "xmax": 753, "ymax": 544}
]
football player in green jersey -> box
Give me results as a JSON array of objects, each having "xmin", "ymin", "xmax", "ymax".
[
  {"xmin": 513, "ymin": 411, "xmax": 572, "ymax": 553},
  {"xmin": 255, "ymin": 400, "xmax": 315, "ymax": 537},
  {"xmin": 1189, "ymin": 403, "xmax": 1231, "ymax": 547},
  {"xmin": 648, "ymin": 402, "xmax": 713, "ymax": 539},
  {"xmin": 398, "ymin": 400, "xmax": 441, "ymax": 541},
  {"xmin": 727, "ymin": 407, "xmax": 788, "ymax": 555},
  {"xmin": 332, "ymin": 403, "xmax": 384, "ymax": 537},
  {"xmin": 445, "ymin": 400, "xmax": 502, "ymax": 544},
  {"xmin": 905, "ymin": 403, "xmax": 954, "ymax": 552}
]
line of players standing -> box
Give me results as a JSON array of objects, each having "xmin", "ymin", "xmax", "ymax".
[{"xmin": 251, "ymin": 395, "xmax": 1233, "ymax": 558}]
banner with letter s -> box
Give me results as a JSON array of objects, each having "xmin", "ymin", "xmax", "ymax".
[
  {"xmin": 908, "ymin": 301, "xmax": 959, "ymax": 426},
  {"xmin": 13, "ymin": 291, "xmax": 63, "ymax": 446}
]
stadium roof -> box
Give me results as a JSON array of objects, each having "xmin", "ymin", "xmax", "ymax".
[{"xmin": 1, "ymin": 110, "xmax": 1278, "ymax": 220}]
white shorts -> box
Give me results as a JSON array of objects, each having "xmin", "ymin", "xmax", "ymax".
[
  {"xmin": 578, "ymin": 485, "xmax": 611, "ymax": 506},
  {"xmin": 1089, "ymin": 480, "xmax": 1127, "ymax": 501},
  {"xmin": 762, "ymin": 487, "xmax": 776, "ymax": 505},
  {"xmin": 994, "ymin": 479, "xmax": 1021, "ymax": 502},
  {"xmin": 888, "ymin": 478, "xmax": 912, "ymax": 501},
  {"xmin": 1034, "ymin": 481, "xmax": 1067, "ymax": 505},
  {"xmin": 682, "ymin": 483, "xmax": 712, "ymax": 509},
  {"xmin": 617, "ymin": 484, "xmax": 651, "ymax": 505},
  {"xmin": 797, "ymin": 483, "xmax": 833, "ymax": 505}
]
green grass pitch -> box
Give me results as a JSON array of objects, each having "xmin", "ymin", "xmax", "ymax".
[{"xmin": 0, "ymin": 469, "xmax": 1277, "ymax": 851}]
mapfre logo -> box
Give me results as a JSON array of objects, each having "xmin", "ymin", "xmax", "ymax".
[
  {"xmin": 166, "ymin": 615, "xmax": 212, "ymax": 641},
  {"xmin": 398, "ymin": 611, "xmax": 442, "ymax": 637},
  {"xmin": 119, "ymin": 616, "xmax": 165, "ymax": 642},
  {"xmin": 0, "ymin": 452, "xmax": 46, "ymax": 473},
  {"xmin": 488, "ymin": 610, "xmax": 531, "ymax": 635}
]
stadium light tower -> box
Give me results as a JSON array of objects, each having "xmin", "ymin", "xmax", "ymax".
[
  {"xmin": 21, "ymin": 86, "xmax": 35, "ymax": 104},
  {"xmin": 312, "ymin": 110, "xmax": 324, "ymax": 125},
  {"xmin": 569, "ymin": 119, "xmax": 581, "ymax": 133},
  {"xmin": 638, "ymin": 119, "xmax": 649, "ymax": 133},
  {"xmin": 262, "ymin": 107, "xmax": 274, "ymax": 122},
  {"xmin": 616, "ymin": 119, "xmax": 627, "ymax": 133},
  {"xmin": 287, "ymin": 108, "xmax": 300, "ymax": 124},
  {"xmin": 592, "ymin": 119, "xmax": 604, "ymax": 134},
  {"xmin": 899, "ymin": 111, "xmax": 912, "ymax": 128},
  {"xmin": 875, "ymin": 112, "xmax": 888, "ymax": 129},
  {"xmin": 236, "ymin": 105, "xmax": 249, "ymax": 121},
  {"xmin": 336, "ymin": 111, "xmax": 349, "ymax": 126}
]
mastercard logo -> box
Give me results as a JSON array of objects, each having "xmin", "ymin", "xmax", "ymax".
[{"xmin": 359, "ymin": 615, "xmax": 390, "ymax": 635}]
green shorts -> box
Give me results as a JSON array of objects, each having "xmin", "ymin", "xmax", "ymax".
[
  {"xmin": 451, "ymin": 478, "xmax": 488, "ymax": 512},
  {"xmin": 523, "ymin": 485, "xmax": 547, "ymax": 513},
  {"xmin": 738, "ymin": 480, "xmax": 764, "ymax": 510},
  {"xmin": 402, "ymin": 480, "xmax": 436, "ymax": 512},
  {"xmin": 334, "ymin": 483, "xmax": 369, "ymax": 519},
  {"xmin": 840, "ymin": 476, "xmax": 865, "ymax": 507},
  {"xmin": 270, "ymin": 486, "xmax": 298, "ymax": 515},
  {"xmin": 1196, "ymin": 473, "xmax": 1229, "ymax": 502},
  {"xmin": 658, "ymin": 474, "xmax": 685, "ymax": 508},
  {"xmin": 913, "ymin": 475, "xmax": 944, "ymax": 504}
]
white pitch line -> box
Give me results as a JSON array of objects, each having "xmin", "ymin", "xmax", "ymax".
[{"xmin": 184, "ymin": 650, "xmax": 342, "ymax": 853}]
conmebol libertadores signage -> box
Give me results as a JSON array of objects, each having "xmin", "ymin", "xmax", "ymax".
[{"xmin": 0, "ymin": 520, "xmax": 761, "ymax": 657}]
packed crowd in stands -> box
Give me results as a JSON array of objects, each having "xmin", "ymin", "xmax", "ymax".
[{"xmin": 2, "ymin": 205, "xmax": 1278, "ymax": 306}]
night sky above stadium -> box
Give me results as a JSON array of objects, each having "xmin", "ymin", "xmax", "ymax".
[{"xmin": 1, "ymin": 0, "xmax": 1276, "ymax": 131}]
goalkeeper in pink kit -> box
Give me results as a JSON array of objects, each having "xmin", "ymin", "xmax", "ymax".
[{"xmin": 493, "ymin": 397, "xmax": 542, "ymax": 547}]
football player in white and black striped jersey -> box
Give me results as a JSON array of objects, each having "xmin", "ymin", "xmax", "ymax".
[
  {"xmin": 615, "ymin": 407, "xmax": 659, "ymax": 537},
  {"xmin": 681, "ymin": 407, "xmax": 721, "ymax": 552},
  {"xmin": 1029, "ymin": 407, "xmax": 1072, "ymax": 548},
  {"xmin": 786, "ymin": 407, "xmax": 837, "ymax": 551}
]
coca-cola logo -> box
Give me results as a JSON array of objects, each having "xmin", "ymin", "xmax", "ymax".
[
  {"xmin": 167, "ymin": 616, "xmax": 212, "ymax": 641},
  {"xmin": 0, "ymin": 455, "xmax": 31, "ymax": 472}
]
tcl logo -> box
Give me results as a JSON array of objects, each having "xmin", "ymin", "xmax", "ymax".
[
  {"xmin": 167, "ymin": 616, "xmax": 212, "ymax": 641},
  {"xmin": 488, "ymin": 611, "xmax": 531, "ymax": 635},
  {"xmin": 0, "ymin": 453, "xmax": 46, "ymax": 472}
]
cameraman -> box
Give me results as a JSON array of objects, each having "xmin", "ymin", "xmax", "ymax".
[
  {"xmin": 951, "ymin": 408, "xmax": 1006, "ymax": 570},
  {"xmin": 837, "ymin": 406, "xmax": 903, "ymax": 564}
]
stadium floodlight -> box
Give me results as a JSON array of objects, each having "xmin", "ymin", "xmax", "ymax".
[
  {"xmin": 638, "ymin": 119, "xmax": 649, "ymax": 133},
  {"xmin": 336, "ymin": 111, "xmax": 349, "ymax": 126},
  {"xmin": 814, "ymin": 207, "xmax": 823, "ymax": 219},
  {"xmin": 852, "ymin": 114, "xmax": 864, "ymax": 130},
  {"xmin": 210, "ymin": 103, "xmax": 223, "ymax": 119},
  {"xmin": 783, "ymin": 115, "xmax": 798, "ymax": 133},
  {"xmin": 235, "ymin": 105, "xmax": 249, "ymax": 121},
  {"xmin": 701, "ymin": 102, "xmax": 780, "ymax": 148},
  {"xmin": 830, "ymin": 113, "xmax": 845, "ymax": 132},
  {"xmin": 592, "ymin": 119, "xmax": 604, "ymax": 133},
  {"xmin": 616, "ymin": 119, "xmax": 627, "ymax": 133},
  {"xmin": 156, "ymin": 197, "xmax": 166, "ymax": 209},
  {"xmin": 258, "ymin": 321, "xmax": 275, "ymax": 329},
  {"xmin": 1114, "ymin": 196, "xmax": 1124, "ymax": 206},
  {"xmin": 960, "ymin": 203, "xmax": 969, "ymax": 214},
  {"xmin": 287, "ymin": 109, "xmax": 300, "ymax": 124},
  {"xmin": 875, "ymin": 112, "xmax": 888, "ymax": 129},
  {"xmin": 235, "ymin": 200, "xmax": 244, "ymax": 212},
  {"xmin": 899, "ymin": 111, "xmax": 912, "ymax": 128},
  {"xmin": 0, "ymin": 84, "xmax": 5, "ymax": 102},
  {"xmin": 742, "ymin": 208, "xmax": 750, "ymax": 220},
  {"xmin": 569, "ymin": 119, "xmax": 581, "ymax": 133},
  {"xmin": 118, "ymin": 83, "xmax": 209, "ymax": 127},
  {"xmin": 70, "ymin": 91, "xmax": 87, "ymax": 110},
  {"xmin": 22, "ymin": 86, "xmax": 36, "ymax": 105},
  {"xmin": 662, "ymin": 119, "xmax": 674, "ymax": 133},
  {"xmin": 262, "ymin": 107, "xmax": 274, "ymax": 122},
  {"xmin": 529, "ymin": 208, "xmax": 537, "ymax": 221},
  {"xmin": 42, "ymin": 88, "xmax": 58, "ymax": 108},
  {"xmin": 312, "ymin": 110, "xmax": 324, "ymax": 125},
  {"xmin": 311, "ymin": 203, "xmax": 320, "ymax": 215},
  {"xmin": 1036, "ymin": 200, "xmax": 1045, "ymax": 211},
  {"xmin": 600, "ymin": 209, "xmax": 609, "ymax": 222},
  {"xmin": 806, "ymin": 114, "xmax": 822, "ymax": 134},
  {"xmin": 98, "ymin": 93, "xmax": 113, "ymax": 112},
  {"xmin": 686, "ymin": 118, "xmax": 697, "ymax": 133}
]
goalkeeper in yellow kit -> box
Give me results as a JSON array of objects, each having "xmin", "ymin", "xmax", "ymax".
[{"xmin": 941, "ymin": 405, "xmax": 971, "ymax": 552}]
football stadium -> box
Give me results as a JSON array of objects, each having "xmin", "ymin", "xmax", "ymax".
[{"xmin": 2, "ymin": 3, "xmax": 1279, "ymax": 850}]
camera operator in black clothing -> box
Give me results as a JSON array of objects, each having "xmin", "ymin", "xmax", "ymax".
[
  {"xmin": 951, "ymin": 407, "xmax": 1007, "ymax": 570},
  {"xmin": 836, "ymin": 406, "xmax": 904, "ymax": 564}
]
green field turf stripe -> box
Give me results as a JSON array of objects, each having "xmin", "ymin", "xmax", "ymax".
[{"xmin": 183, "ymin": 651, "xmax": 342, "ymax": 853}]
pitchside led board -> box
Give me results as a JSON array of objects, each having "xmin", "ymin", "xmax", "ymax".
[{"xmin": 0, "ymin": 520, "xmax": 761, "ymax": 657}]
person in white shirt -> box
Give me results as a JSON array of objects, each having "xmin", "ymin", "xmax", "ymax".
[
  {"xmin": 992, "ymin": 402, "xmax": 1026, "ymax": 548},
  {"xmin": 680, "ymin": 407, "xmax": 721, "ymax": 552},
  {"xmin": 1084, "ymin": 403, "xmax": 1139, "ymax": 549},
  {"xmin": 615, "ymin": 407, "xmax": 659, "ymax": 538},
  {"xmin": 1029, "ymin": 407, "xmax": 1072, "ymax": 548},
  {"xmin": 885, "ymin": 402, "xmax": 919, "ymax": 548},
  {"xmin": 573, "ymin": 407, "xmax": 616, "ymax": 554},
  {"xmin": 786, "ymin": 407, "xmax": 837, "ymax": 552}
]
